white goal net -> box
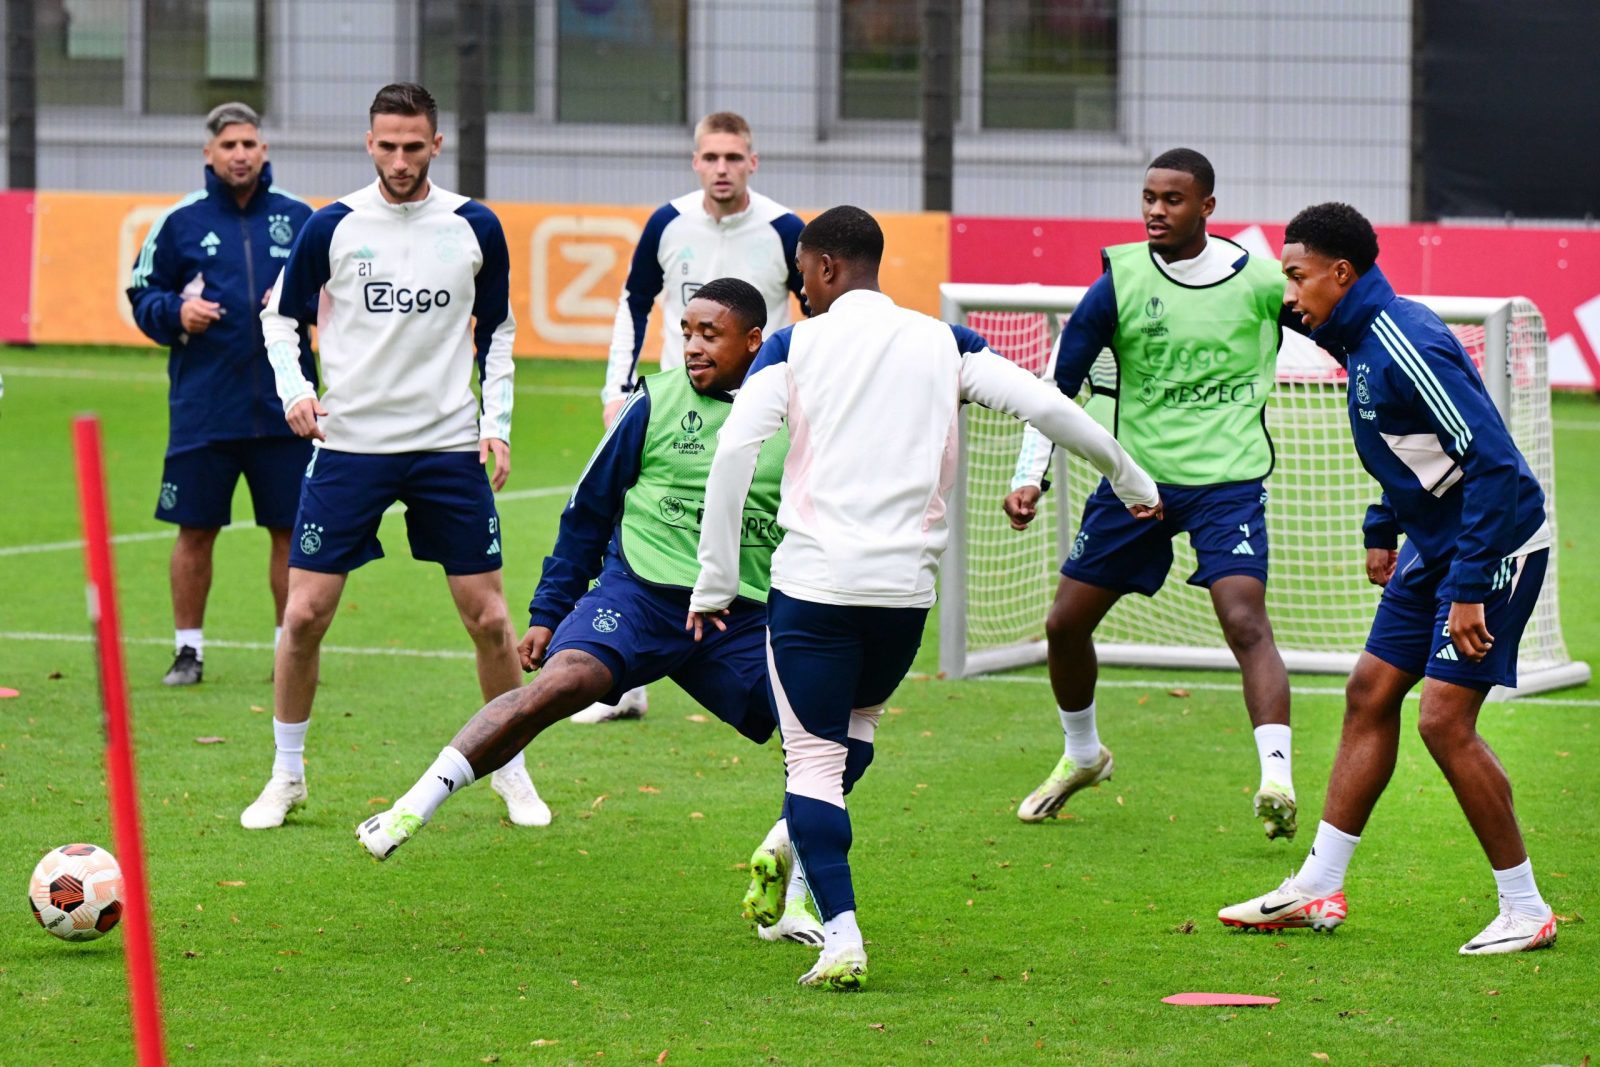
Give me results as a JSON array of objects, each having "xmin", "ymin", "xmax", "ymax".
[{"xmin": 939, "ymin": 283, "xmax": 1589, "ymax": 700}]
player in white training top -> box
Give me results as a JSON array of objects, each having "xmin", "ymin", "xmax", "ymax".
[
  {"xmin": 582, "ymin": 110, "xmax": 807, "ymax": 724},
  {"xmin": 687, "ymin": 206, "xmax": 1161, "ymax": 990},
  {"xmin": 245, "ymin": 83, "xmax": 548, "ymax": 832}
]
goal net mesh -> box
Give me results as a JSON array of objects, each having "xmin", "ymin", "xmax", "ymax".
[{"xmin": 947, "ymin": 294, "xmax": 1579, "ymax": 691}]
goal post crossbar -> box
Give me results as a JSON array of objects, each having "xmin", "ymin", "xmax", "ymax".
[{"xmin": 939, "ymin": 285, "xmax": 1589, "ymax": 702}]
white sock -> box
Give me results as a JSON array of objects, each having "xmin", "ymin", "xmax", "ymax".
[
  {"xmin": 824, "ymin": 908, "xmax": 862, "ymax": 950},
  {"xmin": 271, "ymin": 719, "xmax": 308, "ymax": 779},
  {"xmin": 274, "ymin": 625, "xmax": 283, "ymax": 650},
  {"xmin": 1492, "ymin": 858, "xmax": 1549, "ymax": 919},
  {"xmin": 1059, "ymin": 702, "xmax": 1100, "ymax": 766},
  {"xmin": 1295, "ymin": 820, "xmax": 1360, "ymax": 896},
  {"xmin": 176, "ymin": 628, "xmax": 204, "ymax": 658},
  {"xmin": 1254, "ymin": 723, "xmax": 1293, "ymax": 790},
  {"xmin": 496, "ymin": 747, "xmax": 526, "ymax": 774},
  {"xmin": 396, "ymin": 746, "xmax": 477, "ymax": 823}
]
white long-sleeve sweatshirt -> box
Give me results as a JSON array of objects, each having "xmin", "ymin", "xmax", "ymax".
[
  {"xmin": 690, "ymin": 289, "xmax": 1159, "ymax": 612},
  {"xmin": 261, "ymin": 181, "xmax": 515, "ymax": 454}
]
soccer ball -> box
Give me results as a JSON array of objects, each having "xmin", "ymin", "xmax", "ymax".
[{"xmin": 28, "ymin": 843, "xmax": 124, "ymax": 941}]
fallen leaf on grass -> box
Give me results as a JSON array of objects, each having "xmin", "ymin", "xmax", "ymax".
[
  {"xmin": 215, "ymin": 880, "xmax": 246, "ymax": 887},
  {"xmin": 1168, "ymin": 688, "xmax": 1191, "ymax": 698},
  {"xmin": 1484, "ymin": 989, "xmax": 1500, "ymax": 997},
  {"xmin": 481, "ymin": 1057, "xmax": 499, "ymax": 1063},
  {"xmin": 367, "ymin": 797, "xmax": 389, "ymax": 806},
  {"xmin": 529, "ymin": 1039, "xmax": 559, "ymax": 1047},
  {"xmin": 591, "ymin": 795, "xmax": 607, "ymax": 810},
  {"xmin": 638, "ymin": 785, "xmax": 660, "ymax": 794},
  {"xmin": 1172, "ymin": 920, "xmax": 1196, "ymax": 934},
  {"xmin": 193, "ymin": 736, "xmax": 226, "ymax": 745},
  {"xmin": 684, "ymin": 714, "xmax": 709, "ymax": 723},
  {"xmin": 868, "ymin": 1023, "xmax": 886, "ymax": 1032},
  {"xmin": 1311, "ymin": 1055, "xmax": 1329, "ymax": 1063},
  {"xmin": 277, "ymin": 950, "xmax": 300, "ymax": 956},
  {"xmin": 656, "ymin": 1051, "xmax": 669, "ymax": 1064},
  {"xmin": 249, "ymin": 705, "xmax": 265, "ymax": 713},
  {"xmin": 1137, "ymin": 695, "xmax": 1149, "ymax": 706},
  {"xmin": 689, "ymin": 812, "xmax": 704, "ymax": 820}
]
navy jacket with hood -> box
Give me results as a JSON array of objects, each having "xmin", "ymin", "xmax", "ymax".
[
  {"xmin": 128, "ymin": 163, "xmax": 317, "ymax": 455},
  {"xmin": 1310, "ymin": 265, "xmax": 1548, "ymax": 603}
]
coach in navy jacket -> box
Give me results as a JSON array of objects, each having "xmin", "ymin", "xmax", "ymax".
[{"xmin": 125, "ymin": 103, "xmax": 319, "ymax": 688}]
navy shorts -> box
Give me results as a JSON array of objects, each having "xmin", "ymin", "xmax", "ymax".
[
  {"xmin": 1062, "ymin": 478, "xmax": 1269, "ymax": 596},
  {"xmin": 288, "ymin": 447, "xmax": 503, "ymax": 576},
  {"xmin": 155, "ymin": 437, "xmax": 312, "ymax": 529},
  {"xmin": 545, "ymin": 570, "xmax": 775, "ymax": 744},
  {"xmin": 765, "ymin": 588, "xmax": 929, "ymax": 748},
  {"xmin": 1365, "ymin": 541, "xmax": 1548, "ymax": 692}
]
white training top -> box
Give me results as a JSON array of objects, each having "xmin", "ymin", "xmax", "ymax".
[
  {"xmin": 261, "ymin": 181, "xmax": 516, "ymax": 454},
  {"xmin": 603, "ymin": 189, "xmax": 805, "ymax": 404},
  {"xmin": 690, "ymin": 289, "xmax": 1160, "ymax": 612}
]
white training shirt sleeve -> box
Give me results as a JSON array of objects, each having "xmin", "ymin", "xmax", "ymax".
[
  {"xmin": 260, "ymin": 266, "xmax": 316, "ymax": 412},
  {"xmin": 1009, "ymin": 333, "xmax": 1061, "ymax": 490},
  {"xmin": 689, "ymin": 361, "xmax": 790, "ymax": 613},
  {"xmin": 961, "ymin": 347, "xmax": 1159, "ymax": 509}
]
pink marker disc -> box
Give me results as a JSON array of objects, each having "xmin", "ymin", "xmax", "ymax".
[
  {"xmin": 0, "ymin": 687, "xmax": 19, "ymax": 698},
  {"xmin": 1163, "ymin": 993, "xmax": 1279, "ymax": 1007}
]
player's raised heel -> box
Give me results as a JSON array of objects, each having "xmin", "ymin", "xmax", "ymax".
[
  {"xmin": 356, "ymin": 808, "xmax": 424, "ymax": 861},
  {"xmin": 1218, "ymin": 878, "xmax": 1347, "ymax": 932},
  {"xmin": 742, "ymin": 843, "xmax": 791, "ymax": 927},
  {"xmin": 798, "ymin": 944, "xmax": 867, "ymax": 990},
  {"xmin": 758, "ymin": 906, "xmax": 824, "ymax": 946},
  {"xmin": 1253, "ymin": 784, "xmax": 1298, "ymax": 841},
  {"xmin": 1017, "ymin": 745, "xmax": 1114, "ymax": 823}
]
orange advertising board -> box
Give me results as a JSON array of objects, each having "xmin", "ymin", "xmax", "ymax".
[{"xmin": 29, "ymin": 190, "xmax": 950, "ymax": 359}]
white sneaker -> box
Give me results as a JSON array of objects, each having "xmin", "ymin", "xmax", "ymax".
[
  {"xmin": 1217, "ymin": 876, "xmax": 1347, "ymax": 931},
  {"xmin": 1459, "ymin": 904, "xmax": 1557, "ymax": 955},
  {"xmin": 356, "ymin": 808, "xmax": 424, "ymax": 861},
  {"xmin": 570, "ymin": 685, "xmax": 648, "ymax": 724},
  {"xmin": 240, "ymin": 771, "xmax": 308, "ymax": 829},
  {"xmin": 798, "ymin": 943, "xmax": 867, "ymax": 990},
  {"xmin": 490, "ymin": 764, "xmax": 552, "ymax": 827}
]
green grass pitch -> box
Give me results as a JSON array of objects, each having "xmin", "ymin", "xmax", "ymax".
[{"xmin": 0, "ymin": 346, "xmax": 1596, "ymax": 1065}]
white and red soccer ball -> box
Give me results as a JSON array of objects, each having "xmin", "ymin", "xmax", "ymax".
[{"xmin": 28, "ymin": 843, "xmax": 124, "ymax": 941}]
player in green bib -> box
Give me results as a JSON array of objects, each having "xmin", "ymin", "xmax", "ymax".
[
  {"xmin": 357, "ymin": 278, "xmax": 829, "ymax": 947},
  {"xmin": 1004, "ymin": 148, "xmax": 1302, "ymax": 840}
]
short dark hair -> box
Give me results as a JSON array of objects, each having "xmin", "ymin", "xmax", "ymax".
[
  {"xmin": 1284, "ymin": 202, "xmax": 1380, "ymax": 275},
  {"xmin": 1148, "ymin": 147, "xmax": 1215, "ymax": 196},
  {"xmin": 798, "ymin": 205, "xmax": 884, "ymax": 268},
  {"xmin": 370, "ymin": 83, "xmax": 438, "ymax": 133},
  {"xmin": 691, "ymin": 277, "xmax": 767, "ymax": 332},
  {"xmin": 206, "ymin": 101, "xmax": 260, "ymax": 137}
]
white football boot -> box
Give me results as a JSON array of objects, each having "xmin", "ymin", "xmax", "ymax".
[
  {"xmin": 570, "ymin": 685, "xmax": 649, "ymax": 724},
  {"xmin": 1218, "ymin": 876, "xmax": 1347, "ymax": 931},
  {"xmin": 1459, "ymin": 902, "xmax": 1557, "ymax": 955},
  {"xmin": 490, "ymin": 764, "xmax": 552, "ymax": 827},
  {"xmin": 239, "ymin": 771, "xmax": 308, "ymax": 829}
]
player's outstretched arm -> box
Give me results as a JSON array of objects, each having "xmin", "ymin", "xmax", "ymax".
[
  {"xmin": 960, "ymin": 346, "xmax": 1160, "ymax": 514},
  {"xmin": 688, "ymin": 342, "xmax": 789, "ymax": 621}
]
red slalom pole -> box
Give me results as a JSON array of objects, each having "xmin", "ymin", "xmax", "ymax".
[{"xmin": 73, "ymin": 415, "xmax": 166, "ymax": 1067}]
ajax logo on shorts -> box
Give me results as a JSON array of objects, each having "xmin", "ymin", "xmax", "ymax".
[
  {"xmin": 1069, "ymin": 530, "xmax": 1090, "ymax": 561},
  {"xmin": 159, "ymin": 481, "xmax": 178, "ymax": 511},
  {"xmin": 592, "ymin": 608, "xmax": 621, "ymax": 634},
  {"xmin": 299, "ymin": 523, "xmax": 324, "ymax": 556}
]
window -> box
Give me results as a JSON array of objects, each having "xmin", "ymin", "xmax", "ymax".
[
  {"xmin": 37, "ymin": 0, "xmax": 126, "ymax": 107},
  {"xmin": 144, "ymin": 0, "xmax": 265, "ymax": 115},
  {"xmin": 419, "ymin": 0, "xmax": 538, "ymax": 115},
  {"xmin": 839, "ymin": 0, "xmax": 1117, "ymax": 131},
  {"xmin": 557, "ymin": 0, "xmax": 686, "ymax": 124},
  {"xmin": 983, "ymin": 0, "xmax": 1116, "ymax": 131}
]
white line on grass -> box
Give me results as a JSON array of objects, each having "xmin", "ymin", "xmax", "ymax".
[
  {"xmin": 7, "ymin": 627, "xmax": 1597, "ymax": 707},
  {"xmin": 0, "ymin": 364, "xmax": 598, "ymax": 396},
  {"xmin": 962, "ymin": 672, "xmax": 1600, "ymax": 708},
  {"xmin": 0, "ymin": 484, "xmax": 572, "ymax": 558}
]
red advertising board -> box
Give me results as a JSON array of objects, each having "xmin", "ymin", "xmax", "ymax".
[{"xmin": 951, "ymin": 216, "xmax": 1600, "ymax": 389}]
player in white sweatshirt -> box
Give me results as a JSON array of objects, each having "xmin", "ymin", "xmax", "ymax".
[
  {"xmin": 687, "ymin": 206, "xmax": 1162, "ymax": 989},
  {"xmin": 244, "ymin": 83, "xmax": 547, "ymax": 832}
]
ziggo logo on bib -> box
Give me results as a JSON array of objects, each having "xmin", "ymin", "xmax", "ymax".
[{"xmin": 364, "ymin": 282, "xmax": 453, "ymax": 313}]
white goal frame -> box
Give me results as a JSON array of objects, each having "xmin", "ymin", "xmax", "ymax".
[{"xmin": 939, "ymin": 283, "xmax": 1590, "ymax": 700}]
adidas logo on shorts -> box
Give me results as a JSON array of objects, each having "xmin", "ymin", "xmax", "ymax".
[{"xmin": 1434, "ymin": 644, "xmax": 1460, "ymax": 662}]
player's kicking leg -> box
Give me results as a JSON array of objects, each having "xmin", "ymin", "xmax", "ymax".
[
  {"xmin": 1018, "ymin": 576, "xmax": 1121, "ymax": 822},
  {"xmin": 1209, "ymin": 574, "xmax": 1295, "ymax": 841},
  {"xmin": 357, "ymin": 648, "xmax": 609, "ymax": 859}
]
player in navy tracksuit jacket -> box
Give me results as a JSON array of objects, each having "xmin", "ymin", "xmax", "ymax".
[
  {"xmin": 126, "ymin": 103, "xmax": 318, "ymax": 686},
  {"xmin": 1218, "ymin": 203, "xmax": 1559, "ymax": 957}
]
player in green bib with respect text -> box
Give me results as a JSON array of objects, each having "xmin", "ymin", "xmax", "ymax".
[{"xmin": 1005, "ymin": 148, "xmax": 1302, "ymax": 840}]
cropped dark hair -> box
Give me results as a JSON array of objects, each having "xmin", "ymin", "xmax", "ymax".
[
  {"xmin": 798, "ymin": 205, "xmax": 884, "ymax": 268},
  {"xmin": 691, "ymin": 277, "xmax": 767, "ymax": 332},
  {"xmin": 1148, "ymin": 147, "xmax": 1215, "ymax": 196},
  {"xmin": 1284, "ymin": 202, "xmax": 1380, "ymax": 275},
  {"xmin": 370, "ymin": 83, "xmax": 438, "ymax": 133}
]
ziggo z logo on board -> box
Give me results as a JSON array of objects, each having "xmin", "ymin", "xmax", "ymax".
[{"xmin": 528, "ymin": 215, "xmax": 643, "ymax": 347}]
